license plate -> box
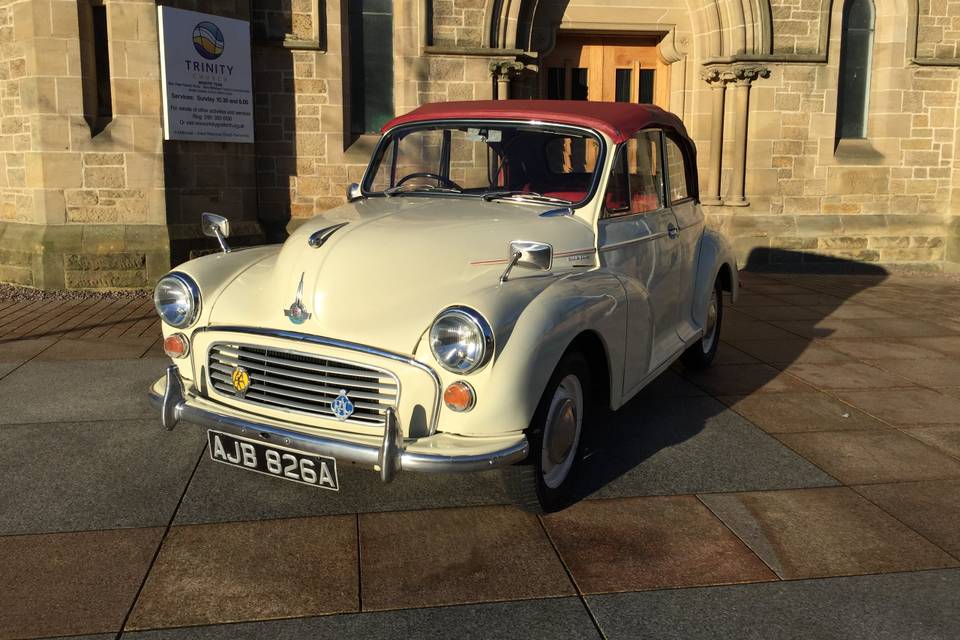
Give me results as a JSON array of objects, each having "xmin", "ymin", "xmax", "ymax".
[{"xmin": 208, "ymin": 430, "xmax": 339, "ymax": 491}]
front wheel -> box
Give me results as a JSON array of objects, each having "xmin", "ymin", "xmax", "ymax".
[
  {"xmin": 681, "ymin": 278, "xmax": 723, "ymax": 370},
  {"xmin": 501, "ymin": 352, "xmax": 591, "ymax": 514}
]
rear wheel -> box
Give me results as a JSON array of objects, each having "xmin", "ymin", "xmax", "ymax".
[
  {"xmin": 681, "ymin": 278, "xmax": 723, "ymax": 370},
  {"xmin": 502, "ymin": 352, "xmax": 591, "ymax": 514}
]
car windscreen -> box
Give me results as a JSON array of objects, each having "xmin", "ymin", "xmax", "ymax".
[{"xmin": 363, "ymin": 122, "xmax": 604, "ymax": 207}]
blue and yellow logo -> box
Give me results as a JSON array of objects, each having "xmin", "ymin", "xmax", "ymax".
[{"xmin": 192, "ymin": 21, "xmax": 224, "ymax": 60}]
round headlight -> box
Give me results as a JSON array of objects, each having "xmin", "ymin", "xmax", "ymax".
[
  {"xmin": 153, "ymin": 273, "xmax": 201, "ymax": 329},
  {"xmin": 429, "ymin": 307, "xmax": 493, "ymax": 374}
]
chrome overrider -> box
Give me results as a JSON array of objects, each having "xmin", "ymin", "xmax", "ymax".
[{"xmin": 150, "ymin": 366, "xmax": 529, "ymax": 483}]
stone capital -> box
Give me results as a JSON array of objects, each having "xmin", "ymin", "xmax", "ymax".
[
  {"xmin": 730, "ymin": 65, "xmax": 770, "ymax": 85},
  {"xmin": 489, "ymin": 60, "xmax": 524, "ymax": 80},
  {"xmin": 700, "ymin": 67, "xmax": 729, "ymax": 85}
]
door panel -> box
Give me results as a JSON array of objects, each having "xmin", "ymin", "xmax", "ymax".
[
  {"xmin": 542, "ymin": 34, "xmax": 670, "ymax": 108},
  {"xmin": 663, "ymin": 134, "xmax": 705, "ymax": 343},
  {"xmin": 598, "ymin": 131, "xmax": 683, "ymax": 393}
]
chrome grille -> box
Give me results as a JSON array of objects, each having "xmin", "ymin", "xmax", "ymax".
[{"xmin": 208, "ymin": 343, "xmax": 399, "ymax": 426}]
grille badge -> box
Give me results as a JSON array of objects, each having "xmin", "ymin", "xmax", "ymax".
[{"xmin": 331, "ymin": 390, "xmax": 355, "ymax": 421}]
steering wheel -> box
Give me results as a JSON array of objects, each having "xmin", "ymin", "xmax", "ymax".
[{"xmin": 395, "ymin": 172, "xmax": 463, "ymax": 191}]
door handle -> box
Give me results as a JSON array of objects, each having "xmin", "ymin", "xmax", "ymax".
[{"xmin": 667, "ymin": 224, "xmax": 680, "ymax": 239}]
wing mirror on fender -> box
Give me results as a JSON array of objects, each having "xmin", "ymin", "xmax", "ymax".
[
  {"xmin": 201, "ymin": 212, "xmax": 231, "ymax": 253},
  {"xmin": 346, "ymin": 182, "xmax": 363, "ymax": 202},
  {"xmin": 500, "ymin": 240, "xmax": 553, "ymax": 284}
]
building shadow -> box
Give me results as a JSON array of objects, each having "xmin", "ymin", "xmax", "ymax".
[
  {"xmin": 161, "ymin": 0, "xmax": 300, "ymax": 265},
  {"xmin": 570, "ymin": 247, "xmax": 889, "ymax": 501}
]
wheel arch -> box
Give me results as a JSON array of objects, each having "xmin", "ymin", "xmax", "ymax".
[{"xmin": 563, "ymin": 330, "xmax": 613, "ymax": 413}]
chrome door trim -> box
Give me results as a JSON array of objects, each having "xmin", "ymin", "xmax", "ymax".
[
  {"xmin": 191, "ymin": 325, "xmax": 443, "ymax": 435},
  {"xmin": 598, "ymin": 232, "xmax": 667, "ymax": 252}
]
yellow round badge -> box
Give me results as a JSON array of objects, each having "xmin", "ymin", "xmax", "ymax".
[{"xmin": 231, "ymin": 366, "xmax": 250, "ymax": 395}]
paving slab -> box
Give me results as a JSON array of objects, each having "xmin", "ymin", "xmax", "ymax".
[
  {"xmin": 123, "ymin": 597, "xmax": 601, "ymax": 639},
  {"xmin": 542, "ymin": 496, "xmax": 775, "ymax": 593},
  {"xmin": 825, "ymin": 338, "xmax": 946, "ymax": 360},
  {"xmin": 772, "ymin": 318, "xmax": 881, "ymax": 340},
  {"xmin": 711, "ymin": 342, "xmax": 759, "ymax": 365},
  {"xmin": 0, "ymin": 527, "xmax": 163, "ymax": 639},
  {"xmin": 902, "ymin": 424, "xmax": 960, "ymax": 459},
  {"xmin": 0, "ymin": 361, "xmax": 18, "ymax": 379},
  {"xmin": 0, "ymin": 358, "xmax": 167, "ymax": 424},
  {"xmin": 174, "ymin": 453, "xmax": 509, "ymax": 525},
  {"xmin": 575, "ymin": 396, "xmax": 837, "ymax": 499},
  {"xmin": 834, "ymin": 388, "xmax": 960, "ymax": 426},
  {"xmin": 901, "ymin": 336, "xmax": 960, "ymax": 358},
  {"xmin": 850, "ymin": 317, "xmax": 958, "ymax": 338},
  {"xmin": 681, "ymin": 363, "xmax": 815, "ymax": 395},
  {"xmin": 719, "ymin": 392, "xmax": 887, "ymax": 433},
  {"xmin": 855, "ymin": 479, "xmax": 960, "ymax": 557},
  {"xmin": 775, "ymin": 430, "xmax": 960, "ymax": 484},
  {"xmin": 359, "ymin": 505, "xmax": 574, "ymax": 611},
  {"xmin": 724, "ymin": 338, "xmax": 851, "ymax": 365},
  {"xmin": 0, "ymin": 337, "xmax": 56, "ymax": 364},
  {"xmin": 863, "ymin": 358, "xmax": 960, "ymax": 388},
  {"xmin": 700, "ymin": 487, "xmax": 958, "ymax": 580},
  {"xmin": 0, "ymin": 420, "xmax": 206, "ymax": 535},
  {"xmin": 126, "ymin": 516, "xmax": 359, "ymax": 630},
  {"xmin": 587, "ymin": 569, "xmax": 960, "ymax": 640},
  {"xmin": 781, "ymin": 362, "xmax": 917, "ymax": 390},
  {"xmin": 34, "ymin": 336, "xmax": 156, "ymax": 361}
]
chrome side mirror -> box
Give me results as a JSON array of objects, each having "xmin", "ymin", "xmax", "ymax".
[
  {"xmin": 500, "ymin": 240, "xmax": 553, "ymax": 284},
  {"xmin": 201, "ymin": 212, "xmax": 231, "ymax": 253},
  {"xmin": 346, "ymin": 182, "xmax": 363, "ymax": 202}
]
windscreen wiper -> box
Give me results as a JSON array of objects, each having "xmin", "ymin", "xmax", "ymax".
[
  {"xmin": 481, "ymin": 191, "xmax": 573, "ymax": 204},
  {"xmin": 384, "ymin": 185, "xmax": 462, "ymax": 196}
]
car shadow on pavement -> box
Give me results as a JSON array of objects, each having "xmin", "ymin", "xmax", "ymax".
[{"xmin": 570, "ymin": 248, "xmax": 890, "ymax": 502}]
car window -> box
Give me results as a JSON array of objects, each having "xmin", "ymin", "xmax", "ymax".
[
  {"xmin": 365, "ymin": 124, "xmax": 603, "ymax": 206},
  {"xmin": 665, "ymin": 137, "xmax": 689, "ymax": 203},
  {"xmin": 603, "ymin": 130, "xmax": 664, "ymax": 218}
]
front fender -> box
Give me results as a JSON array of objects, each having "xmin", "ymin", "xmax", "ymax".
[
  {"xmin": 422, "ymin": 270, "xmax": 627, "ymax": 437},
  {"xmin": 690, "ymin": 228, "xmax": 738, "ymax": 330},
  {"xmin": 158, "ymin": 245, "xmax": 280, "ymax": 382}
]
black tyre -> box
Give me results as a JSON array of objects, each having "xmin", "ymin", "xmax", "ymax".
[
  {"xmin": 681, "ymin": 278, "xmax": 723, "ymax": 370},
  {"xmin": 502, "ymin": 352, "xmax": 591, "ymax": 514}
]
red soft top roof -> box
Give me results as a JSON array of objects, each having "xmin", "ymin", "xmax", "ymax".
[{"xmin": 381, "ymin": 100, "xmax": 692, "ymax": 146}]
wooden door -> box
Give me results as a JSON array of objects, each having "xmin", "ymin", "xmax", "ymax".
[{"xmin": 542, "ymin": 34, "xmax": 670, "ymax": 108}]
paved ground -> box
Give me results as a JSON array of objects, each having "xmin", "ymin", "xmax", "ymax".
[{"xmin": 2, "ymin": 272, "xmax": 960, "ymax": 639}]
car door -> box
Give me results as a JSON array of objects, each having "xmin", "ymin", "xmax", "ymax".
[
  {"xmin": 597, "ymin": 129, "xmax": 684, "ymax": 395},
  {"xmin": 663, "ymin": 134, "xmax": 706, "ymax": 344}
]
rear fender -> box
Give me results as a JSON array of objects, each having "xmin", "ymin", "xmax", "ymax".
[{"xmin": 690, "ymin": 229, "xmax": 738, "ymax": 330}]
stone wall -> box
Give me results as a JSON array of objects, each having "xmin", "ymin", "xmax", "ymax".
[
  {"xmin": 770, "ymin": 0, "xmax": 825, "ymax": 55},
  {"xmin": 0, "ymin": 0, "xmax": 169, "ymax": 289},
  {"xmin": 431, "ymin": 0, "xmax": 484, "ymax": 48},
  {"xmin": 706, "ymin": 0, "xmax": 960, "ymax": 270},
  {"xmin": 916, "ymin": 0, "xmax": 960, "ymax": 59}
]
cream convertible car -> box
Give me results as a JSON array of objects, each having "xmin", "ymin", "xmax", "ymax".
[{"xmin": 151, "ymin": 100, "xmax": 738, "ymax": 512}]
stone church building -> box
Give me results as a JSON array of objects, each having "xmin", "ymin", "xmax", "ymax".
[{"xmin": 0, "ymin": 0, "xmax": 958, "ymax": 288}]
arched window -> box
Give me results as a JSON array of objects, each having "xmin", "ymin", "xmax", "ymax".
[{"xmin": 836, "ymin": 0, "xmax": 875, "ymax": 139}]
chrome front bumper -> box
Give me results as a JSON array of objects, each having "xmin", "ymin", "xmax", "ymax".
[{"xmin": 150, "ymin": 366, "xmax": 528, "ymax": 482}]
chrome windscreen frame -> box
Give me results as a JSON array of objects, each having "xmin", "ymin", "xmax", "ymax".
[
  {"xmin": 190, "ymin": 326, "xmax": 443, "ymax": 434},
  {"xmin": 361, "ymin": 119, "xmax": 609, "ymax": 210}
]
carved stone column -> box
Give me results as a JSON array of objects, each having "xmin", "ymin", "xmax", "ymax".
[
  {"xmin": 700, "ymin": 68, "xmax": 729, "ymax": 206},
  {"xmin": 489, "ymin": 61, "xmax": 524, "ymax": 100},
  {"xmin": 726, "ymin": 65, "xmax": 769, "ymax": 207}
]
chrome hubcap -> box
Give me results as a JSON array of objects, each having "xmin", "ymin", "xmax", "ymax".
[
  {"xmin": 702, "ymin": 289, "xmax": 719, "ymax": 354},
  {"xmin": 541, "ymin": 374, "xmax": 583, "ymax": 489}
]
